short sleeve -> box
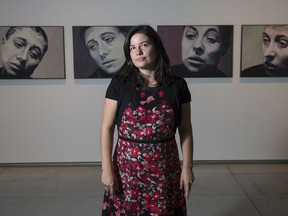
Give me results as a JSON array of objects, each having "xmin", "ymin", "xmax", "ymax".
[
  {"xmin": 105, "ymin": 77, "xmax": 121, "ymax": 101},
  {"xmin": 178, "ymin": 77, "xmax": 191, "ymax": 104}
]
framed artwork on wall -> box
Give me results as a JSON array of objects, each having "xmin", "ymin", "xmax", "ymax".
[
  {"xmin": 157, "ymin": 25, "xmax": 233, "ymax": 78},
  {"xmin": 73, "ymin": 25, "xmax": 134, "ymax": 79},
  {"xmin": 0, "ymin": 26, "xmax": 65, "ymax": 79},
  {"xmin": 241, "ymin": 25, "xmax": 288, "ymax": 77}
]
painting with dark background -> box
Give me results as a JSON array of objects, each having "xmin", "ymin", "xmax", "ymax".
[
  {"xmin": 158, "ymin": 25, "xmax": 233, "ymax": 78},
  {"xmin": 73, "ymin": 26, "xmax": 134, "ymax": 79}
]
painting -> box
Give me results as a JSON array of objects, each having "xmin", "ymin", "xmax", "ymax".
[
  {"xmin": 158, "ymin": 25, "xmax": 233, "ymax": 77},
  {"xmin": 73, "ymin": 26, "xmax": 134, "ymax": 78},
  {"xmin": 0, "ymin": 26, "xmax": 65, "ymax": 79},
  {"xmin": 241, "ymin": 25, "xmax": 288, "ymax": 77}
]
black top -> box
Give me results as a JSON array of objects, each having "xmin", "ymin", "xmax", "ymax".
[{"xmin": 105, "ymin": 75, "xmax": 191, "ymax": 129}]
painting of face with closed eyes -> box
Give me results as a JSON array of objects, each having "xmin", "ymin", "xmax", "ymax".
[
  {"xmin": 157, "ymin": 25, "xmax": 233, "ymax": 78},
  {"xmin": 73, "ymin": 26, "xmax": 133, "ymax": 78},
  {"xmin": 241, "ymin": 25, "xmax": 288, "ymax": 77}
]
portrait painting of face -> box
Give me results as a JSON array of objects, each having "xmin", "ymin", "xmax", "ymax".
[
  {"xmin": 73, "ymin": 26, "xmax": 134, "ymax": 78},
  {"xmin": 157, "ymin": 25, "xmax": 233, "ymax": 78},
  {"xmin": 0, "ymin": 26, "xmax": 65, "ymax": 79},
  {"xmin": 241, "ymin": 25, "xmax": 288, "ymax": 77}
]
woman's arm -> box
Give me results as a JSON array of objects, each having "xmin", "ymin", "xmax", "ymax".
[
  {"xmin": 100, "ymin": 98, "xmax": 118, "ymax": 197},
  {"xmin": 178, "ymin": 102, "xmax": 195, "ymax": 200}
]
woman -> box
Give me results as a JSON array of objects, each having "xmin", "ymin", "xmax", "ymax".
[
  {"xmin": 241, "ymin": 25, "xmax": 288, "ymax": 77},
  {"xmin": 100, "ymin": 25, "xmax": 194, "ymax": 215},
  {"xmin": 172, "ymin": 25, "xmax": 232, "ymax": 77},
  {"xmin": 81, "ymin": 26, "xmax": 131, "ymax": 78}
]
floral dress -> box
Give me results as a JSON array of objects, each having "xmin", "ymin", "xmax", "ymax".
[{"xmin": 102, "ymin": 77, "xmax": 190, "ymax": 216}]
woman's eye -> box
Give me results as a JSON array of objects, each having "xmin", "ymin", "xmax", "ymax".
[
  {"xmin": 141, "ymin": 43, "xmax": 148, "ymax": 48},
  {"xmin": 206, "ymin": 37, "xmax": 217, "ymax": 44},
  {"xmin": 262, "ymin": 36, "xmax": 270, "ymax": 47},
  {"xmin": 29, "ymin": 51, "xmax": 41, "ymax": 60},
  {"xmin": 87, "ymin": 42, "xmax": 98, "ymax": 50},
  {"xmin": 103, "ymin": 36, "xmax": 114, "ymax": 44},
  {"xmin": 14, "ymin": 41, "xmax": 24, "ymax": 48},
  {"xmin": 278, "ymin": 40, "xmax": 288, "ymax": 48},
  {"xmin": 185, "ymin": 33, "xmax": 196, "ymax": 40}
]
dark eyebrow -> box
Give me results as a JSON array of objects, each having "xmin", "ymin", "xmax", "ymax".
[
  {"xmin": 186, "ymin": 26, "xmax": 198, "ymax": 32},
  {"xmin": 205, "ymin": 28, "xmax": 220, "ymax": 35},
  {"xmin": 100, "ymin": 32, "xmax": 116, "ymax": 37}
]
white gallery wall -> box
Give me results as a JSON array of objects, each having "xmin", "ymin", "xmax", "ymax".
[{"xmin": 0, "ymin": 0, "xmax": 288, "ymax": 163}]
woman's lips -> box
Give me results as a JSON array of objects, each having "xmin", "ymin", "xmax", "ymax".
[{"xmin": 186, "ymin": 57, "xmax": 205, "ymax": 66}]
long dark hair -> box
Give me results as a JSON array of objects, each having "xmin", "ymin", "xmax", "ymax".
[{"xmin": 119, "ymin": 25, "xmax": 174, "ymax": 87}]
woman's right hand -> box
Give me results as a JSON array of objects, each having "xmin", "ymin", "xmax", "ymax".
[{"xmin": 102, "ymin": 167, "xmax": 118, "ymax": 198}]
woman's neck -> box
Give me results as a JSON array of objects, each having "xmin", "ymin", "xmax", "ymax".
[{"xmin": 139, "ymin": 69, "xmax": 157, "ymax": 87}]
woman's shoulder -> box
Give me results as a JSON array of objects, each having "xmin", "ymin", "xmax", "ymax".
[{"xmin": 170, "ymin": 75, "xmax": 188, "ymax": 86}]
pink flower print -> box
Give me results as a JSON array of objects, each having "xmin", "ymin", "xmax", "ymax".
[
  {"xmin": 140, "ymin": 96, "xmax": 155, "ymax": 105},
  {"xmin": 146, "ymin": 96, "xmax": 154, "ymax": 103},
  {"xmin": 102, "ymin": 202, "xmax": 109, "ymax": 210},
  {"xmin": 158, "ymin": 90, "xmax": 165, "ymax": 97}
]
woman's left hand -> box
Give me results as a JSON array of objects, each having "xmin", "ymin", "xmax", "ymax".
[{"xmin": 180, "ymin": 167, "xmax": 195, "ymax": 200}]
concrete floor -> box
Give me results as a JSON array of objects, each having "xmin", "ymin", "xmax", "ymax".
[{"xmin": 0, "ymin": 163, "xmax": 288, "ymax": 216}]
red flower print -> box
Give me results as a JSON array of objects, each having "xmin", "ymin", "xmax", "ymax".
[
  {"xmin": 153, "ymin": 151, "xmax": 161, "ymax": 160},
  {"xmin": 131, "ymin": 161, "xmax": 141, "ymax": 171},
  {"xmin": 143, "ymin": 193, "xmax": 152, "ymax": 202},
  {"xmin": 158, "ymin": 90, "xmax": 165, "ymax": 97},
  {"xmin": 147, "ymin": 113, "xmax": 159, "ymax": 123},
  {"xmin": 131, "ymin": 147, "xmax": 139, "ymax": 157},
  {"xmin": 138, "ymin": 115, "xmax": 147, "ymax": 123},
  {"xmin": 140, "ymin": 92, "xmax": 146, "ymax": 98},
  {"xmin": 136, "ymin": 106, "xmax": 146, "ymax": 115},
  {"xmin": 124, "ymin": 108, "xmax": 134, "ymax": 118},
  {"xmin": 145, "ymin": 127, "xmax": 153, "ymax": 136},
  {"xmin": 143, "ymin": 153, "xmax": 152, "ymax": 162},
  {"xmin": 129, "ymin": 178, "xmax": 138, "ymax": 187},
  {"xmin": 146, "ymin": 161, "xmax": 158, "ymax": 172},
  {"xmin": 147, "ymin": 202, "xmax": 158, "ymax": 213},
  {"xmin": 152, "ymin": 191, "xmax": 162, "ymax": 201},
  {"xmin": 131, "ymin": 189, "xmax": 140, "ymax": 199}
]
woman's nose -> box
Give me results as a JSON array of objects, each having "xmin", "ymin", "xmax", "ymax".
[
  {"xmin": 263, "ymin": 43, "xmax": 276, "ymax": 59},
  {"xmin": 98, "ymin": 42, "xmax": 110, "ymax": 57},
  {"xmin": 135, "ymin": 47, "xmax": 143, "ymax": 55},
  {"xmin": 16, "ymin": 49, "xmax": 28, "ymax": 63}
]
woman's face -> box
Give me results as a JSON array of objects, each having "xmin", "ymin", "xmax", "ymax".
[
  {"xmin": 129, "ymin": 33, "xmax": 158, "ymax": 72},
  {"xmin": 84, "ymin": 27, "xmax": 126, "ymax": 74},
  {"xmin": 181, "ymin": 26, "xmax": 226, "ymax": 73},
  {"xmin": 262, "ymin": 26, "xmax": 288, "ymax": 76},
  {"xmin": 0, "ymin": 27, "xmax": 47, "ymax": 77}
]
